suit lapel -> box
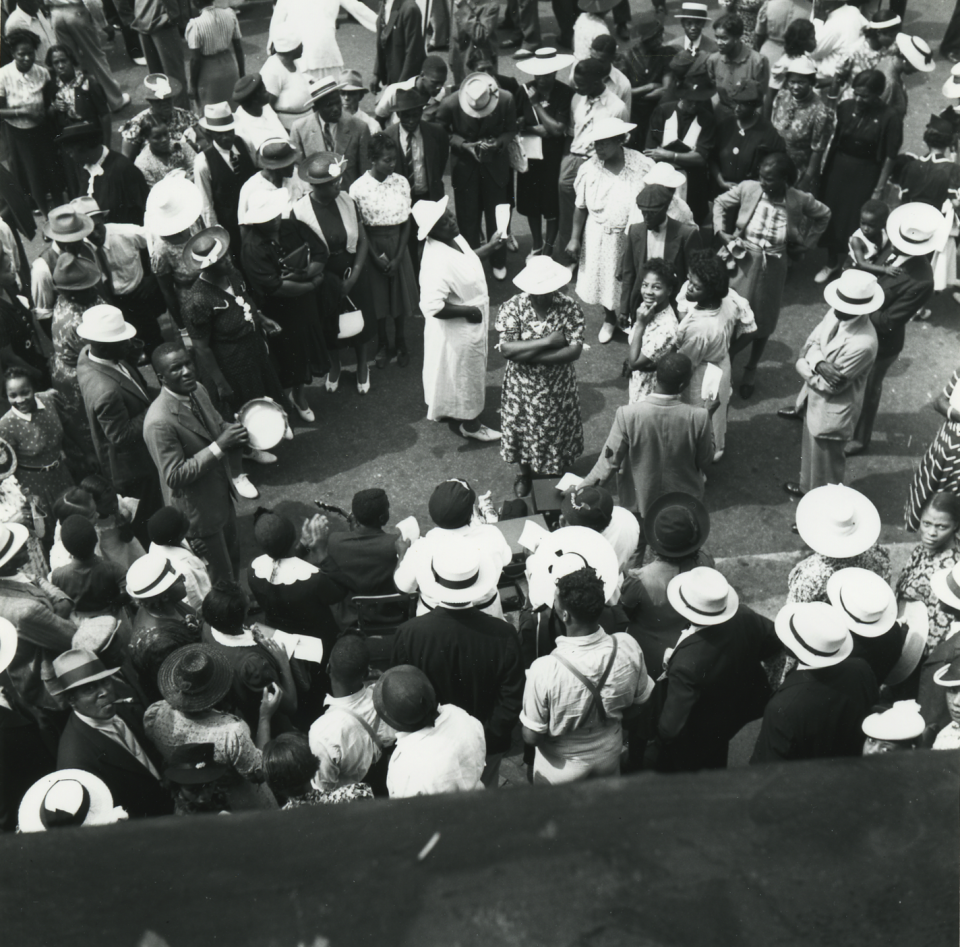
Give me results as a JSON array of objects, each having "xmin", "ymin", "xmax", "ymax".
[
  {"xmin": 93, "ymin": 358, "xmax": 151, "ymax": 405},
  {"xmin": 664, "ymin": 218, "xmax": 680, "ymax": 262},
  {"xmin": 162, "ymin": 390, "xmax": 213, "ymax": 443},
  {"xmin": 74, "ymin": 714, "xmax": 153, "ymax": 778}
]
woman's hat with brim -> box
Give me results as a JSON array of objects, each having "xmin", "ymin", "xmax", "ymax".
[
  {"xmin": 198, "ymin": 101, "xmax": 236, "ymax": 132},
  {"xmin": 19, "ymin": 769, "xmax": 121, "ymax": 832},
  {"xmin": 182, "ymin": 226, "xmax": 231, "ymax": 275},
  {"xmin": 526, "ymin": 525, "xmax": 621, "ymax": 610},
  {"xmin": 931, "ymin": 561, "xmax": 960, "ymax": 611},
  {"xmin": 886, "ymin": 202, "xmax": 950, "ymax": 256},
  {"xmin": 942, "ymin": 63, "xmax": 960, "ymax": 99},
  {"xmin": 459, "ymin": 73, "xmax": 500, "ymax": 119},
  {"xmin": 338, "ymin": 69, "xmax": 368, "ymax": 93},
  {"xmin": 299, "ymin": 151, "xmax": 348, "ymax": 185},
  {"xmin": 645, "ymin": 492, "xmax": 710, "ymax": 558},
  {"xmin": 47, "ymin": 648, "xmax": 119, "ymax": 698},
  {"xmin": 258, "ymin": 137, "xmax": 298, "ymax": 170},
  {"xmin": 645, "ymin": 161, "xmax": 686, "ymax": 189},
  {"xmin": 667, "ymin": 566, "xmax": 738, "ymax": 625},
  {"xmin": 516, "ymin": 47, "xmax": 576, "ymax": 76},
  {"xmin": 0, "ymin": 435, "xmax": 17, "ymax": 483},
  {"xmin": 0, "ymin": 522, "xmax": 28, "ymax": 570},
  {"xmin": 126, "ymin": 553, "xmax": 182, "ymax": 600},
  {"xmin": 271, "ymin": 25, "xmax": 302, "ymax": 55},
  {"xmin": 77, "ymin": 304, "xmax": 137, "ymax": 343},
  {"xmin": 412, "ymin": 195, "xmax": 449, "ymax": 241},
  {"xmin": 0, "ymin": 617, "xmax": 17, "ymax": 676},
  {"xmin": 784, "ymin": 55, "xmax": 817, "ymax": 77},
  {"xmin": 795, "ymin": 484, "xmax": 881, "ymax": 558},
  {"xmin": 145, "ymin": 174, "xmax": 204, "ymax": 237},
  {"xmin": 158, "ymin": 643, "xmax": 234, "ymax": 713},
  {"xmin": 144, "ymin": 73, "xmax": 182, "ymax": 101},
  {"xmin": 590, "ymin": 116, "xmax": 637, "ymax": 142},
  {"xmin": 896, "ymin": 33, "xmax": 935, "ymax": 73},
  {"xmin": 418, "ymin": 536, "xmax": 500, "ymax": 608},
  {"xmin": 560, "ymin": 485, "xmax": 614, "ymax": 531},
  {"xmin": 862, "ymin": 700, "xmax": 925, "ymax": 741},
  {"xmin": 373, "ymin": 664, "xmax": 438, "ymax": 732},
  {"xmin": 52, "ymin": 252, "xmax": 100, "ymax": 292},
  {"xmin": 823, "ymin": 269, "xmax": 885, "ymax": 316},
  {"xmin": 578, "ymin": 0, "xmax": 619, "ymax": 12},
  {"xmin": 233, "ymin": 74, "xmax": 265, "ymax": 104},
  {"xmin": 825, "ymin": 567, "xmax": 897, "ymax": 637},
  {"xmin": 44, "ymin": 205, "xmax": 95, "ymax": 243},
  {"xmin": 933, "ymin": 655, "xmax": 960, "ymax": 687},
  {"xmin": 242, "ymin": 188, "xmax": 289, "ymax": 226},
  {"xmin": 886, "ymin": 600, "xmax": 928, "ymax": 685},
  {"xmin": 775, "ymin": 601, "xmax": 853, "ymax": 668},
  {"xmin": 513, "ymin": 255, "xmax": 573, "ymax": 294},
  {"xmin": 676, "ymin": 1, "xmax": 710, "ymax": 20},
  {"xmin": 164, "ymin": 742, "xmax": 229, "ymax": 784}
]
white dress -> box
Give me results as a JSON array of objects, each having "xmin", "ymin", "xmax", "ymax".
[
  {"xmin": 268, "ymin": 0, "xmax": 377, "ymax": 80},
  {"xmin": 260, "ymin": 54, "xmax": 313, "ymax": 131},
  {"xmin": 419, "ymin": 235, "xmax": 490, "ymax": 423}
]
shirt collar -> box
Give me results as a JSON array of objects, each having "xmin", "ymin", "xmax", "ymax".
[
  {"xmin": 74, "ymin": 709, "xmax": 120, "ymax": 731},
  {"xmin": 161, "ymin": 385, "xmax": 192, "ymax": 404},
  {"xmin": 9, "ymin": 394, "xmax": 44, "ymax": 421},
  {"xmin": 323, "ymin": 688, "xmax": 368, "ymax": 708},
  {"xmin": 212, "ymin": 139, "xmax": 235, "ymax": 159},
  {"xmin": 646, "ymin": 392, "xmax": 681, "ymax": 404},
  {"xmin": 210, "ymin": 626, "xmax": 257, "ymax": 647},
  {"xmin": 87, "ymin": 352, "xmax": 119, "ymax": 368},
  {"xmin": 555, "ymin": 629, "xmax": 607, "ymax": 649},
  {"xmin": 84, "ymin": 146, "xmax": 109, "ymax": 174}
]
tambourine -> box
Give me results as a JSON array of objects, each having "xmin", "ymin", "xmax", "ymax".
[{"xmin": 237, "ymin": 398, "xmax": 287, "ymax": 451}]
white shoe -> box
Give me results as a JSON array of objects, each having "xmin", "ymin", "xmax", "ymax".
[
  {"xmin": 294, "ymin": 402, "xmax": 315, "ymax": 422},
  {"xmin": 713, "ymin": 449, "xmax": 724, "ymax": 463},
  {"xmin": 814, "ymin": 265, "xmax": 835, "ymax": 284},
  {"xmin": 357, "ymin": 376, "xmax": 371, "ymax": 394},
  {"xmin": 506, "ymin": 234, "xmax": 519, "ymax": 252},
  {"xmin": 132, "ymin": 56, "xmax": 147, "ymax": 66},
  {"xmin": 598, "ymin": 322, "xmax": 615, "ymax": 344},
  {"xmin": 232, "ymin": 473, "xmax": 259, "ymax": 499},
  {"xmin": 492, "ymin": 267, "xmax": 507, "ymax": 281},
  {"xmin": 477, "ymin": 490, "xmax": 499, "ymax": 523},
  {"xmin": 244, "ymin": 447, "xmax": 277, "ymax": 464},
  {"xmin": 112, "ymin": 92, "xmax": 131, "ymax": 111},
  {"xmin": 460, "ymin": 423, "xmax": 501, "ymax": 442}
]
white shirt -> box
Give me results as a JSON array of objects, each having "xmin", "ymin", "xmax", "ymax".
[
  {"xmin": 570, "ymin": 88, "xmax": 629, "ymax": 157},
  {"xmin": 233, "ymin": 104, "xmax": 287, "ymax": 157},
  {"xmin": 308, "ymin": 686, "xmax": 397, "ymax": 792},
  {"xmin": 602, "ymin": 506, "xmax": 641, "ymax": 572},
  {"xmin": 237, "ymin": 171, "xmax": 305, "ymax": 225},
  {"xmin": 4, "ymin": 8, "xmax": 57, "ymax": 60},
  {"xmin": 149, "ymin": 541, "xmax": 211, "ymax": 611},
  {"xmin": 387, "ymin": 704, "xmax": 486, "ymax": 798},
  {"xmin": 194, "ymin": 139, "xmax": 253, "ymax": 228},
  {"xmin": 606, "ymin": 66, "xmax": 632, "ymax": 115},
  {"xmin": 268, "ymin": 0, "xmax": 376, "ymax": 74},
  {"xmin": 92, "ymin": 223, "xmax": 148, "ymax": 296}
]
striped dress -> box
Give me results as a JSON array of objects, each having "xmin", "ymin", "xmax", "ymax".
[
  {"xmin": 905, "ymin": 369, "xmax": 960, "ymax": 531},
  {"xmin": 185, "ymin": 6, "xmax": 242, "ymax": 109}
]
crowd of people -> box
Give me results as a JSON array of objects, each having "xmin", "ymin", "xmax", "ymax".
[{"xmin": 0, "ymin": 0, "xmax": 959, "ymax": 833}]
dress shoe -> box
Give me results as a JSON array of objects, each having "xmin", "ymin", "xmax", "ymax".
[
  {"xmin": 615, "ymin": 24, "xmax": 630, "ymax": 41},
  {"xmin": 493, "ymin": 267, "xmax": 507, "ymax": 280},
  {"xmin": 514, "ymin": 472, "xmax": 532, "ymax": 497},
  {"xmin": 739, "ymin": 367, "xmax": 756, "ymax": 400},
  {"xmin": 244, "ymin": 448, "xmax": 277, "ymax": 465},
  {"xmin": 357, "ymin": 376, "xmax": 371, "ymax": 394},
  {"xmin": 777, "ymin": 407, "xmax": 803, "ymax": 421},
  {"xmin": 782, "ymin": 482, "xmax": 805, "ymax": 498},
  {"xmin": 598, "ymin": 322, "xmax": 615, "ymax": 344},
  {"xmin": 506, "ymin": 234, "xmax": 519, "ymax": 252},
  {"xmin": 232, "ymin": 473, "xmax": 259, "ymax": 499},
  {"xmin": 713, "ymin": 449, "xmax": 724, "ymax": 463},
  {"xmin": 374, "ymin": 347, "xmax": 388, "ymax": 369},
  {"xmin": 396, "ymin": 349, "xmax": 410, "ymax": 368},
  {"xmin": 325, "ymin": 372, "xmax": 340, "ymax": 392},
  {"xmin": 294, "ymin": 401, "xmax": 315, "ymax": 422},
  {"xmin": 460, "ymin": 423, "xmax": 501, "ymax": 442},
  {"xmin": 844, "ymin": 440, "xmax": 866, "ymax": 456}
]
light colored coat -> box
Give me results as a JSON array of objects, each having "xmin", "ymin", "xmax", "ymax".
[
  {"xmin": 713, "ymin": 180, "xmax": 831, "ymax": 250},
  {"xmin": 289, "ymin": 112, "xmax": 371, "ymax": 191}
]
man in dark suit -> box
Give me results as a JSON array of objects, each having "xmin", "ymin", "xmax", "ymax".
[
  {"xmin": 619, "ymin": 183, "xmax": 702, "ymax": 321},
  {"xmin": 375, "ymin": 0, "xmax": 426, "ymax": 89},
  {"xmin": 646, "ymin": 567, "xmax": 780, "ymax": 772},
  {"xmin": 385, "ymin": 89, "xmax": 450, "ymax": 274},
  {"xmin": 290, "ymin": 78, "xmax": 371, "ymax": 191},
  {"xmin": 143, "ymin": 343, "xmax": 249, "ymax": 585},
  {"xmin": 52, "ymin": 648, "xmax": 172, "ymax": 818},
  {"xmin": 846, "ymin": 202, "xmax": 938, "ymax": 456},
  {"xmin": 76, "ymin": 306, "xmax": 161, "ymax": 548}
]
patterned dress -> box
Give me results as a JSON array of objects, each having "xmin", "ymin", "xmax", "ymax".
[
  {"xmin": 281, "ymin": 783, "xmax": 374, "ymax": 808},
  {"xmin": 787, "ymin": 545, "xmax": 892, "ymax": 604},
  {"xmin": 51, "ymin": 291, "xmax": 107, "ymax": 417},
  {"xmin": 496, "ymin": 292, "xmax": 585, "ymax": 474},
  {"xmin": 121, "ymin": 107, "xmax": 199, "ymax": 155},
  {"xmin": 771, "ymin": 88, "xmax": 836, "ymax": 179},
  {"xmin": 896, "ymin": 539, "xmax": 960, "ymax": 653},
  {"xmin": 134, "ymin": 142, "xmax": 195, "ymax": 188},
  {"xmin": 627, "ymin": 305, "xmax": 678, "ymax": 404},
  {"xmin": 905, "ymin": 370, "xmax": 960, "ymax": 531},
  {"xmin": 730, "ymin": 0, "xmax": 766, "ymax": 46}
]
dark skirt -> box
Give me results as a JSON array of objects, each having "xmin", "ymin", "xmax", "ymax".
[
  {"xmin": 316, "ymin": 249, "xmax": 376, "ymax": 349},
  {"xmin": 363, "ymin": 225, "xmax": 419, "ymax": 322},
  {"xmin": 3, "ymin": 123, "xmax": 63, "ymax": 212},
  {"xmin": 261, "ymin": 293, "xmax": 316, "ymax": 389},
  {"xmin": 517, "ymin": 149, "xmax": 564, "ymax": 219},
  {"xmin": 819, "ymin": 151, "xmax": 882, "ymax": 255},
  {"xmin": 214, "ymin": 334, "xmax": 285, "ymax": 413}
]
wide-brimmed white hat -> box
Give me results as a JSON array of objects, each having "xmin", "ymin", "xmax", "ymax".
[
  {"xmin": 862, "ymin": 700, "xmax": 925, "ymax": 741},
  {"xmin": 459, "ymin": 73, "xmax": 499, "ymax": 118},
  {"xmin": 645, "ymin": 161, "xmax": 686, "ymax": 189},
  {"xmin": 666, "ymin": 567, "xmax": 739, "ymax": 626},
  {"xmin": 776, "ymin": 602, "xmax": 853, "ymax": 668},
  {"xmin": 412, "ymin": 195, "xmax": 449, "ymax": 241},
  {"xmin": 0, "ymin": 617, "xmax": 16, "ymax": 676},
  {"xmin": 886, "ymin": 600, "xmax": 928, "ymax": 685},
  {"xmin": 676, "ymin": 1, "xmax": 710, "ymax": 20},
  {"xmin": 145, "ymin": 174, "xmax": 203, "ymax": 237},
  {"xmin": 896, "ymin": 33, "xmax": 935, "ymax": 73},
  {"xmin": 271, "ymin": 24, "xmax": 302, "ymax": 55},
  {"xmin": 886, "ymin": 202, "xmax": 950, "ymax": 256},
  {"xmin": 795, "ymin": 484, "xmax": 881, "ymax": 558},
  {"xmin": 931, "ymin": 561, "xmax": 960, "ymax": 611},
  {"xmin": 526, "ymin": 525, "xmax": 621, "ymax": 610},
  {"xmin": 418, "ymin": 536, "xmax": 500, "ymax": 608},
  {"xmin": 823, "ymin": 269, "xmax": 885, "ymax": 316},
  {"xmin": 516, "ymin": 47, "xmax": 576, "ymax": 76},
  {"xmin": 77, "ymin": 304, "xmax": 136, "ymax": 343},
  {"xmin": 126, "ymin": 553, "xmax": 181, "ymax": 600},
  {"xmin": 73, "ymin": 615, "xmax": 120, "ymax": 654},
  {"xmin": 0, "ymin": 521, "xmax": 28, "ymax": 570},
  {"xmin": 513, "ymin": 256, "xmax": 572, "ymax": 295},
  {"xmin": 590, "ymin": 116, "xmax": 637, "ymax": 142},
  {"xmin": 826, "ymin": 568, "xmax": 897, "ymax": 637},
  {"xmin": 243, "ymin": 188, "xmax": 289, "ymax": 226},
  {"xmin": 19, "ymin": 770, "xmax": 125, "ymax": 832},
  {"xmin": 783, "ymin": 54, "xmax": 817, "ymax": 77},
  {"xmin": 198, "ymin": 101, "xmax": 236, "ymax": 132},
  {"xmin": 942, "ymin": 63, "xmax": 960, "ymax": 99}
]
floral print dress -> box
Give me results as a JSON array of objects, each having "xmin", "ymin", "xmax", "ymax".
[
  {"xmin": 496, "ymin": 292, "xmax": 585, "ymax": 475},
  {"xmin": 627, "ymin": 305, "xmax": 678, "ymax": 404},
  {"xmin": 896, "ymin": 539, "xmax": 960, "ymax": 653}
]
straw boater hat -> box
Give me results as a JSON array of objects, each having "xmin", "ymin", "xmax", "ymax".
[
  {"xmin": 931, "ymin": 561, "xmax": 960, "ymax": 611},
  {"xmin": 886, "ymin": 202, "xmax": 950, "ymax": 257},
  {"xmin": 826, "ymin": 568, "xmax": 897, "ymax": 638},
  {"xmin": 644, "ymin": 492, "xmax": 710, "ymax": 559},
  {"xmin": 775, "ymin": 601, "xmax": 853, "ymax": 669},
  {"xmin": 667, "ymin": 567, "xmax": 739, "ymax": 626},
  {"xmin": 307, "ymin": 75, "xmax": 344, "ymax": 105},
  {"xmin": 158, "ymin": 644, "xmax": 234, "ymax": 713},
  {"xmin": 942, "ymin": 63, "xmax": 960, "ymax": 99},
  {"xmin": 182, "ymin": 226, "xmax": 231, "ymax": 275},
  {"xmin": 373, "ymin": 664, "xmax": 438, "ymax": 732},
  {"xmin": 243, "ymin": 188, "xmax": 289, "ymax": 226},
  {"xmin": 417, "ymin": 536, "xmax": 500, "ymax": 609},
  {"xmin": 795, "ymin": 484, "xmax": 881, "ymax": 558},
  {"xmin": 822, "ymin": 269, "xmax": 885, "ymax": 316},
  {"xmin": 861, "ymin": 700, "xmax": 925, "ymax": 742},
  {"xmin": 895, "ymin": 33, "xmax": 935, "ymax": 73},
  {"xmin": 126, "ymin": 553, "xmax": 182, "ymax": 600},
  {"xmin": 0, "ymin": 522, "xmax": 28, "ymax": 570},
  {"xmin": 516, "ymin": 47, "xmax": 576, "ymax": 76},
  {"xmin": 590, "ymin": 115, "xmax": 637, "ymax": 142},
  {"xmin": 644, "ymin": 161, "xmax": 687, "ymax": 190},
  {"xmin": 68, "ymin": 195, "xmax": 104, "ymax": 218},
  {"xmin": 144, "ymin": 73, "xmax": 181, "ymax": 101},
  {"xmin": 513, "ymin": 255, "xmax": 572, "ymax": 295},
  {"xmin": 526, "ymin": 525, "xmax": 621, "ymax": 610},
  {"xmin": 677, "ymin": 1, "xmax": 711, "ymax": 20},
  {"xmin": 0, "ymin": 435, "xmax": 18, "ymax": 483},
  {"xmin": 47, "ymin": 648, "xmax": 119, "ymax": 698},
  {"xmin": 459, "ymin": 73, "xmax": 500, "ymax": 119},
  {"xmin": 44, "ymin": 205, "xmax": 94, "ymax": 243},
  {"xmin": 77, "ymin": 304, "xmax": 137, "ymax": 343},
  {"xmin": 299, "ymin": 151, "xmax": 347, "ymax": 185},
  {"xmin": 886, "ymin": 600, "xmax": 928, "ymax": 685},
  {"xmin": 412, "ymin": 195, "xmax": 449, "ymax": 241},
  {"xmin": 145, "ymin": 174, "xmax": 203, "ymax": 237},
  {"xmin": 198, "ymin": 101, "xmax": 236, "ymax": 132},
  {"xmin": 18, "ymin": 769, "xmax": 123, "ymax": 832},
  {"xmin": 0, "ymin": 617, "xmax": 16, "ymax": 676}
]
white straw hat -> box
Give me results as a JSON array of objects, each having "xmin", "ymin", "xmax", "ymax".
[
  {"xmin": 19, "ymin": 770, "xmax": 125, "ymax": 832},
  {"xmin": 931, "ymin": 561, "xmax": 960, "ymax": 611},
  {"xmin": 942, "ymin": 63, "xmax": 960, "ymax": 99},
  {"xmin": 886, "ymin": 600, "xmax": 928, "ymax": 685},
  {"xmin": 0, "ymin": 617, "xmax": 16, "ymax": 676},
  {"xmin": 526, "ymin": 525, "xmax": 621, "ymax": 610},
  {"xmin": 862, "ymin": 700, "xmax": 925, "ymax": 742},
  {"xmin": 795, "ymin": 485, "xmax": 881, "ymax": 558},
  {"xmin": 825, "ymin": 568, "xmax": 897, "ymax": 637},
  {"xmin": 412, "ymin": 195, "xmax": 449, "ymax": 241},
  {"xmin": 644, "ymin": 161, "xmax": 686, "ymax": 189},
  {"xmin": 458, "ymin": 73, "xmax": 499, "ymax": 118},
  {"xmin": 513, "ymin": 256, "xmax": 573, "ymax": 295},
  {"xmin": 676, "ymin": 1, "xmax": 710, "ymax": 19},
  {"xmin": 516, "ymin": 47, "xmax": 576, "ymax": 76},
  {"xmin": 895, "ymin": 33, "xmax": 935, "ymax": 73},
  {"xmin": 823, "ymin": 269, "xmax": 885, "ymax": 315},
  {"xmin": 198, "ymin": 101, "xmax": 236, "ymax": 132},
  {"xmin": 77, "ymin": 304, "xmax": 137, "ymax": 343},
  {"xmin": 666, "ymin": 567, "xmax": 739, "ymax": 626},
  {"xmin": 775, "ymin": 602, "xmax": 853, "ymax": 668},
  {"xmin": 145, "ymin": 174, "xmax": 203, "ymax": 237},
  {"xmin": 243, "ymin": 187, "xmax": 289, "ymax": 226},
  {"xmin": 417, "ymin": 535, "xmax": 500, "ymax": 608},
  {"xmin": 886, "ymin": 202, "xmax": 950, "ymax": 256},
  {"xmin": 0, "ymin": 521, "xmax": 29, "ymax": 570},
  {"xmin": 590, "ymin": 116, "xmax": 637, "ymax": 142},
  {"xmin": 126, "ymin": 553, "xmax": 181, "ymax": 599}
]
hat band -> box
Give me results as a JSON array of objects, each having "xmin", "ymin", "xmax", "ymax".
[
  {"xmin": 40, "ymin": 784, "xmax": 90, "ymax": 829},
  {"xmin": 191, "ymin": 238, "xmax": 223, "ymax": 268},
  {"xmin": 204, "ymin": 115, "xmax": 234, "ymax": 128},
  {"xmin": 898, "ymin": 228, "xmax": 934, "ymax": 245},
  {"xmin": 911, "ymin": 38, "xmax": 933, "ymax": 65},
  {"xmin": 678, "ymin": 586, "xmax": 727, "ymax": 616},
  {"xmin": 789, "ymin": 615, "xmax": 839, "ymax": 658},
  {"xmin": 432, "ymin": 564, "xmax": 479, "ymax": 590},
  {"xmin": 946, "ymin": 570, "xmax": 960, "ymax": 602},
  {"xmin": 835, "ymin": 288, "xmax": 874, "ymax": 306},
  {"xmin": 56, "ymin": 659, "xmax": 109, "ymax": 690},
  {"xmin": 838, "ymin": 588, "xmax": 881, "ymax": 625},
  {"xmin": 132, "ymin": 559, "xmax": 177, "ymax": 597},
  {"xmin": 0, "ymin": 528, "xmax": 17, "ymax": 562}
]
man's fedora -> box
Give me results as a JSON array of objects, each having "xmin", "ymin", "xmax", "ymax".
[
  {"xmin": 47, "ymin": 648, "xmax": 119, "ymax": 698},
  {"xmin": 77, "ymin": 304, "xmax": 137, "ymax": 343},
  {"xmin": 44, "ymin": 205, "xmax": 94, "ymax": 243}
]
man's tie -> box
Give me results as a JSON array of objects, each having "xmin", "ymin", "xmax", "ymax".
[
  {"xmin": 228, "ymin": 148, "xmax": 241, "ymax": 173},
  {"xmin": 322, "ymin": 122, "xmax": 335, "ymax": 152},
  {"xmin": 94, "ymin": 245, "xmax": 116, "ymax": 300},
  {"xmin": 188, "ymin": 392, "xmax": 217, "ymax": 441},
  {"xmin": 404, "ymin": 132, "xmax": 415, "ymax": 184}
]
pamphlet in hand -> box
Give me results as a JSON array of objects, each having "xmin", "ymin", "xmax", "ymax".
[
  {"xmin": 494, "ymin": 203, "xmax": 511, "ymax": 239},
  {"xmin": 701, "ymin": 363, "xmax": 723, "ymax": 402},
  {"xmin": 271, "ymin": 629, "xmax": 325, "ymax": 665},
  {"xmin": 519, "ymin": 518, "xmax": 550, "ymax": 552},
  {"xmin": 555, "ymin": 472, "xmax": 584, "ymax": 492},
  {"xmin": 397, "ymin": 515, "xmax": 420, "ymax": 542}
]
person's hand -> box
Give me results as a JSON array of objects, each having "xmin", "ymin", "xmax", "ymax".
[
  {"xmin": 716, "ymin": 231, "xmax": 734, "ymax": 246},
  {"xmin": 815, "ymin": 360, "xmax": 845, "ymax": 388},
  {"xmin": 461, "ymin": 142, "xmax": 480, "ymax": 161},
  {"xmin": 717, "ymin": 178, "xmax": 732, "ymax": 192},
  {"xmin": 543, "ymin": 328, "xmax": 567, "ymax": 347},
  {"xmin": 381, "ymin": 255, "xmax": 396, "ymax": 276},
  {"xmin": 884, "ymin": 265, "xmax": 904, "ymax": 278},
  {"xmin": 871, "ymin": 187, "xmax": 885, "ymax": 200},
  {"xmin": 621, "ymin": 358, "xmax": 632, "ymax": 379},
  {"xmin": 259, "ymin": 682, "xmax": 282, "ymax": 718},
  {"xmin": 564, "ymin": 238, "xmax": 581, "ymax": 262},
  {"xmin": 187, "ymin": 536, "xmax": 209, "ymax": 559},
  {"xmin": 260, "ymin": 317, "xmax": 282, "ymax": 336},
  {"xmin": 341, "ymin": 274, "xmax": 358, "ymax": 297},
  {"xmin": 370, "ymin": 78, "xmax": 381, "ymax": 94},
  {"xmin": 464, "ymin": 306, "xmax": 483, "ymax": 324},
  {"xmin": 216, "ymin": 421, "xmax": 248, "ymax": 451},
  {"xmin": 300, "ymin": 513, "xmax": 330, "ymax": 552},
  {"xmin": 644, "ymin": 148, "xmax": 670, "ymax": 161},
  {"xmin": 261, "ymin": 636, "xmax": 290, "ymax": 669},
  {"xmin": 215, "ymin": 378, "xmax": 234, "ymax": 402},
  {"xmin": 395, "ymin": 533, "xmax": 413, "ymax": 559}
]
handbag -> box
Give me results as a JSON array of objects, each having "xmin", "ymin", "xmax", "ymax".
[
  {"xmin": 336, "ymin": 267, "xmax": 363, "ymax": 339},
  {"xmin": 507, "ymin": 134, "xmax": 528, "ymax": 174}
]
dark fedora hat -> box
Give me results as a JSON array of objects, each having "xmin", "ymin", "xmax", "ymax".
[
  {"xmin": 56, "ymin": 122, "xmax": 102, "ymax": 147},
  {"xmin": 157, "ymin": 644, "xmax": 233, "ymax": 713},
  {"xmin": 52, "ymin": 251, "xmax": 101, "ymax": 292},
  {"xmin": 644, "ymin": 492, "xmax": 710, "ymax": 558},
  {"xmin": 393, "ymin": 88, "xmax": 428, "ymax": 112},
  {"xmin": 164, "ymin": 742, "xmax": 229, "ymax": 784}
]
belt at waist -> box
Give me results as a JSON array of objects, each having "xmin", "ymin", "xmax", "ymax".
[{"xmin": 18, "ymin": 458, "xmax": 60, "ymax": 472}]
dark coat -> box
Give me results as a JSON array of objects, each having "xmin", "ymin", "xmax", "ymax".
[
  {"xmin": 375, "ymin": 0, "xmax": 425, "ymax": 86},
  {"xmin": 435, "ymin": 90, "xmax": 518, "ymax": 190},
  {"xmin": 871, "ymin": 249, "xmax": 935, "ymax": 360},
  {"xmin": 76, "ymin": 347, "xmax": 159, "ymax": 491},
  {"xmin": 618, "ymin": 217, "xmax": 702, "ymax": 317},
  {"xmin": 73, "ymin": 151, "xmax": 150, "ymax": 226},
  {"xmin": 322, "ymin": 528, "xmax": 399, "ymax": 596},
  {"xmin": 384, "ymin": 120, "xmax": 449, "ymax": 201},
  {"xmin": 651, "ymin": 604, "xmax": 781, "ymax": 772},
  {"xmin": 57, "ymin": 705, "xmax": 173, "ymax": 818},
  {"xmin": 391, "ymin": 607, "xmax": 524, "ymax": 754},
  {"xmin": 850, "ymin": 622, "xmax": 907, "ymax": 687}
]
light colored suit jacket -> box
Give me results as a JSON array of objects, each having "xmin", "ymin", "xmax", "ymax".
[
  {"xmin": 143, "ymin": 384, "xmax": 235, "ymax": 538},
  {"xmin": 289, "ymin": 112, "xmax": 371, "ymax": 191},
  {"xmin": 796, "ymin": 311, "xmax": 878, "ymax": 439},
  {"xmin": 713, "ymin": 180, "xmax": 831, "ymax": 250}
]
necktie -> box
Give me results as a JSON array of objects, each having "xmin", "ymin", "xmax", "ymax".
[
  {"xmin": 825, "ymin": 321, "xmax": 840, "ymax": 346},
  {"xmin": 108, "ymin": 715, "xmax": 160, "ymax": 779},
  {"xmin": 322, "ymin": 122, "xmax": 335, "ymax": 152},
  {"xmin": 94, "ymin": 245, "xmax": 116, "ymax": 300},
  {"xmin": 188, "ymin": 392, "xmax": 217, "ymax": 440},
  {"xmin": 228, "ymin": 148, "xmax": 240, "ymax": 173},
  {"xmin": 404, "ymin": 132, "xmax": 415, "ymax": 184}
]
